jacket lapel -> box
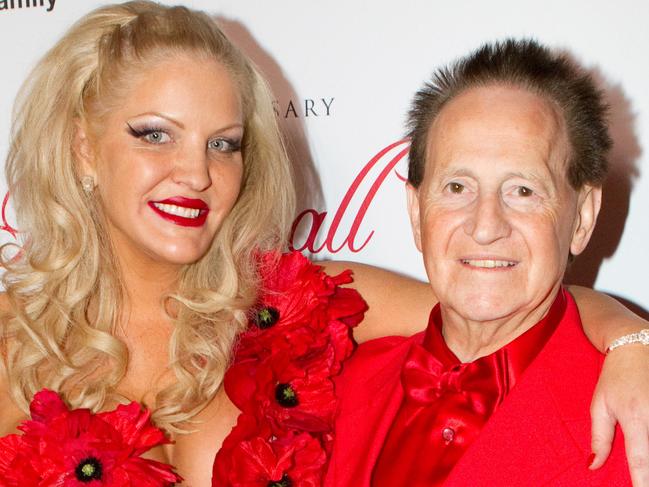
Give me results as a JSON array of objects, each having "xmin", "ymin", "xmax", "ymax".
[{"xmin": 327, "ymin": 335, "xmax": 420, "ymax": 486}]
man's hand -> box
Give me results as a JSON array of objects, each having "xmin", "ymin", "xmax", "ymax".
[{"xmin": 591, "ymin": 344, "xmax": 649, "ymax": 486}]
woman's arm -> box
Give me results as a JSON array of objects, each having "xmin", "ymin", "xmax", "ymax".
[
  {"xmin": 570, "ymin": 286, "xmax": 649, "ymax": 486},
  {"xmin": 323, "ymin": 263, "xmax": 648, "ymax": 350},
  {"xmin": 570, "ymin": 285, "xmax": 647, "ymax": 353}
]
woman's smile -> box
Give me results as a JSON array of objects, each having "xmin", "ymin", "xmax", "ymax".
[{"xmin": 149, "ymin": 196, "xmax": 210, "ymax": 227}]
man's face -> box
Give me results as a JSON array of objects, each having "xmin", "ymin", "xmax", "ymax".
[{"xmin": 407, "ymin": 85, "xmax": 600, "ymax": 324}]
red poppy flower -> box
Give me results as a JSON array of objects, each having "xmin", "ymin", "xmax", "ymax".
[
  {"xmin": 236, "ymin": 253, "xmax": 357, "ymax": 356},
  {"xmin": 252, "ymin": 356, "xmax": 337, "ymax": 433},
  {"xmin": 215, "ymin": 252, "xmax": 367, "ymax": 487},
  {"xmin": 0, "ymin": 433, "xmax": 40, "ymax": 486},
  {"xmin": 0, "ymin": 389, "xmax": 181, "ymax": 486},
  {"xmin": 328, "ymin": 280, "xmax": 369, "ymax": 328},
  {"xmin": 212, "ymin": 413, "xmax": 266, "ymax": 483},
  {"xmin": 258, "ymin": 252, "xmax": 330, "ymax": 320},
  {"xmin": 215, "ymin": 431, "xmax": 326, "ymax": 487}
]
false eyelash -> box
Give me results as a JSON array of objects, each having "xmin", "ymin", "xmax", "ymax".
[
  {"xmin": 126, "ymin": 123, "xmax": 165, "ymax": 138},
  {"xmin": 222, "ymin": 138, "xmax": 242, "ymax": 151}
]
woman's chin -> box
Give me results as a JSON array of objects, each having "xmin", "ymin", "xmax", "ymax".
[{"xmin": 142, "ymin": 243, "xmax": 212, "ymax": 267}]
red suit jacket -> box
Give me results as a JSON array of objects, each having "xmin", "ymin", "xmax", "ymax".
[{"xmin": 325, "ymin": 293, "xmax": 630, "ymax": 486}]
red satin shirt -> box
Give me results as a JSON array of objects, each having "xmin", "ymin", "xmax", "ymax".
[{"xmin": 371, "ymin": 291, "xmax": 566, "ymax": 486}]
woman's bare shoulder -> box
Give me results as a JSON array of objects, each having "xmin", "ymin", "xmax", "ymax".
[{"xmin": 320, "ymin": 260, "xmax": 436, "ymax": 343}]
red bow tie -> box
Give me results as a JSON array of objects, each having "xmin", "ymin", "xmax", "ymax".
[{"xmin": 401, "ymin": 342, "xmax": 510, "ymax": 406}]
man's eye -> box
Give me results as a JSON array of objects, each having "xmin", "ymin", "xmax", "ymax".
[
  {"xmin": 517, "ymin": 186, "xmax": 534, "ymax": 197},
  {"xmin": 447, "ymin": 182, "xmax": 465, "ymax": 194}
]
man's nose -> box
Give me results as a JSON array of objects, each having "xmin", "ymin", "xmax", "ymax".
[
  {"xmin": 463, "ymin": 193, "xmax": 512, "ymax": 244},
  {"xmin": 171, "ymin": 142, "xmax": 212, "ymax": 192}
]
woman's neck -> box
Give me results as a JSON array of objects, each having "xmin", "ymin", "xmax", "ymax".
[
  {"xmin": 116, "ymin": 242, "xmax": 181, "ymax": 305},
  {"xmin": 111, "ymin": 244, "xmax": 183, "ymax": 337}
]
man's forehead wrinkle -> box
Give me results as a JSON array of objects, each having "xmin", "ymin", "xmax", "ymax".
[
  {"xmin": 434, "ymin": 84, "xmax": 563, "ymax": 135},
  {"xmin": 431, "ymin": 164, "xmax": 551, "ymax": 186},
  {"xmin": 423, "ymin": 84, "xmax": 571, "ymax": 187}
]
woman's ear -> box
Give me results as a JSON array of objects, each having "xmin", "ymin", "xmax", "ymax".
[{"xmin": 72, "ymin": 120, "xmax": 97, "ymax": 180}]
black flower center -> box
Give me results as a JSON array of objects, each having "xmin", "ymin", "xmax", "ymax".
[
  {"xmin": 255, "ymin": 306, "xmax": 280, "ymax": 329},
  {"xmin": 75, "ymin": 457, "xmax": 103, "ymax": 482},
  {"xmin": 275, "ymin": 383, "xmax": 299, "ymax": 407},
  {"xmin": 267, "ymin": 473, "xmax": 293, "ymax": 487}
]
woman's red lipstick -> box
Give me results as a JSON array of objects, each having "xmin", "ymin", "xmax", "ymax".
[{"xmin": 148, "ymin": 197, "xmax": 209, "ymax": 227}]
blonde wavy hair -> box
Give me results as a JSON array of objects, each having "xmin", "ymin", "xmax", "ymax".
[{"xmin": 1, "ymin": 1, "xmax": 294, "ymax": 431}]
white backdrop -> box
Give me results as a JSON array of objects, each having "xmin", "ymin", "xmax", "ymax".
[{"xmin": 0, "ymin": 0, "xmax": 647, "ymax": 314}]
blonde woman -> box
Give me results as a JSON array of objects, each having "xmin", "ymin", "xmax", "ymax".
[
  {"xmin": 0, "ymin": 2, "xmax": 293, "ymax": 484},
  {"xmin": 0, "ymin": 2, "xmax": 647, "ymax": 486}
]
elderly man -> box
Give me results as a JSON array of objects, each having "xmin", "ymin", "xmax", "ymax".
[{"xmin": 326, "ymin": 40, "xmax": 631, "ymax": 486}]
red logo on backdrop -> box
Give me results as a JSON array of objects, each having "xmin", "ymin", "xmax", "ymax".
[
  {"xmin": 0, "ymin": 192, "xmax": 17, "ymax": 239},
  {"xmin": 289, "ymin": 139, "xmax": 410, "ymax": 254}
]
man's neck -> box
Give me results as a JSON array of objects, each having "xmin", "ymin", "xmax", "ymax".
[{"xmin": 441, "ymin": 288, "xmax": 560, "ymax": 362}]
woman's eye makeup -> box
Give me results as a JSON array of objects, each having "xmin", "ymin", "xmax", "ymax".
[
  {"xmin": 208, "ymin": 137, "xmax": 242, "ymax": 153},
  {"xmin": 126, "ymin": 122, "xmax": 242, "ymax": 152},
  {"xmin": 126, "ymin": 123, "xmax": 171, "ymax": 144}
]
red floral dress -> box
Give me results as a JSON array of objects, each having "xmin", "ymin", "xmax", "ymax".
[
  {"xmin": 0, "ymin": 390, "xmax": 181, "ymax": 486},
  {"xmin": 0, "ymin": 252, "xmax": 366, "ymax": 486},
  {"xmin": 212, "ymin": 252, "xmax": 367, "ymax": 486}
]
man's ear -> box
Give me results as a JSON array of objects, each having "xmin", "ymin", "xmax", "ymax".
[
  {"xmin": 570, "ymin": 185, "xmax": 602, "ymax": 256},
  {"xmin": 406, "ymin": 182, "xmax": 423, "ymax": 252},
  {"xmin": 72, "ymin": 120, "xmax": 97, "ymax": 180}
]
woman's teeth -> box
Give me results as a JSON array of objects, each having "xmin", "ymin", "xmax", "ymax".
[{"xmin": 153, "ymin": 203, "xmax": 201, "ymax": 219}]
